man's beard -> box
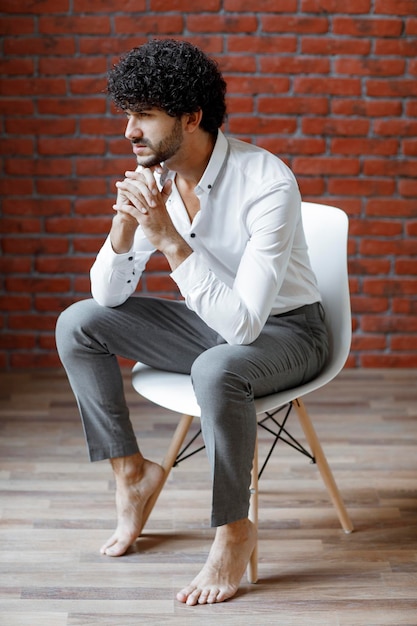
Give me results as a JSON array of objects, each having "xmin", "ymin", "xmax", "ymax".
[{"xmin": 134, "ymin": 118, "xmax": 183, "ymax": 168}]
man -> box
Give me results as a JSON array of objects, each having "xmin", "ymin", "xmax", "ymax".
[{"xmin": 56, "ymin": 38, "xmax": 329, "ymax": 605}]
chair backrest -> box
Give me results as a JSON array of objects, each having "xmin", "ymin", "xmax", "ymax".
[{"xmin": 301, "ymin": 202, "xmax": 351, "ymax": 380}]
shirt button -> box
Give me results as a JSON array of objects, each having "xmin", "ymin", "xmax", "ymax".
[
  {"xmin": 190, "ymin": 233, "xmax": 196, "ymax": 238},
  {"xmin": 128, "ymin": 256, "xmax": 133, "ymax": 261}
]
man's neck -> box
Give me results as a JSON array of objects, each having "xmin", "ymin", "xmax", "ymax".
[{"xmin": 169, "ymin": 130, "xmax": 216, "ymax": 189}]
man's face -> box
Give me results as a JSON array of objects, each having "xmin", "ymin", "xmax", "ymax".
[{"xmin": 124, "ymin": 108, "xmax": 184, "ymax": 168}]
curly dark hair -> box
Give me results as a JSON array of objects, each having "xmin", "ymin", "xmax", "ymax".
[{"xmin": 107, "ymin": 39, "xmax": 227, "ymax": 136}]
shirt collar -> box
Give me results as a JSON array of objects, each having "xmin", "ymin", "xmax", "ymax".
[
  {"xmin": 158, "ymin": 130, "xmax": 228, "ymax": 194},
  {"xmin": 195, "ymin": 129, "xmax": 228, "ymax": 196}
]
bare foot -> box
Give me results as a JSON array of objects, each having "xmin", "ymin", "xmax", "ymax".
[
  {"xmin": 100, "ymin": 455, "xmax": 164, "ymax": 557},
  {"xmin": 176, "ymin": 518, "xmax": 257, "ymax": 605}
]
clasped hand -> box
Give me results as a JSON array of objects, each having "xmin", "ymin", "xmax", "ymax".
[{"xmin": 113, "ymin": 166, "xmax": 175, "ymax": 251}]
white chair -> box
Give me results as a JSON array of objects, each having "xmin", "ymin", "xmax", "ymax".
[{"xmin": 132, "ymin": 202, "xmax": 354, "ymax": 584}]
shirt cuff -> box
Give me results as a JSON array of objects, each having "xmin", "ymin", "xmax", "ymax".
[
  {"xmin": 99, "ymin": 235, "xmax": 136, "ymax": 266},
  {"xmin": 170, "ymin": 252, "xmax": 210, "ymax": 297}
]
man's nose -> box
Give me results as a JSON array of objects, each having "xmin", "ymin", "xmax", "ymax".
[{"xmin": 125, "ymin": 117, "xmax": 142, "ymax": 140}]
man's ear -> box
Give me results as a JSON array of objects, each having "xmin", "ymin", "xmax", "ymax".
[{"xmin": 183, "ymin": 109, "xmax": 203, "ymax": 133}]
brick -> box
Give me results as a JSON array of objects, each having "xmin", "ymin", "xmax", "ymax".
[
  {"xmin": 262, "ymin": 15, "xmax": 329, "ymax": 34},
  {"xmin": 391, "ymin": 336, "xmax": 417, "ymax": 351},
  {"xmin": 114, "ymin": 15, "xmax": 184, "ymax": 34},
  {"xmin": 228, "ymin": 36, "xmax": 297, "ymax": 54},
  {"xmin": 73, "ymin": 0, "xmax": 146, "ymax": 10},
  {"xmin": 0, "ymin": 334, "xmax": 36, "ymax": 350},
  {"xmin": 6, "ymin": 118, "xmax": 76, "ymax": 136},
  {"xmin": 79, "ymin": 118, "xmax": 125, "ymax": 135},
  {"xmin": 38, "ymin": 137, "xmax": 106, "ymax": 155},
  {"xmin": 0, "ymin": 179, "xmax": 33, "ymax": 196},
  {"xmin": 366, "ymin": 199, "xmax": 417, "ymax": 217},
  {"xmin": 5, "ymin": 158, "xmax": 72, "ymax": 176},
  {"xmin": 226, "ymin": 76, "xmax": 290, "ymax": 94},
  {"xmin": 375, "ymin": 38, "xmax": 417, "ymax": 56},
  {"xmin": 375, "ymin": 0, "xmax": 417, "ymax": 15},
  {"xmin": 69, "ymin": 77, "xmax": 107, "ymax": 96},
  {"xmin": 399, "ymin": 179, "xmax": 417, "ymax": 198},
  {"xmin": 5, "ymin": 278, "xmax": 71, "ymax": 294},
  {"xmin": 39, "ymin": 15, "xmax": 111, "ymax": 34},
  {"xmin": 75, "ymin": 158, "xmax": 133, "ymax": 177},
  {"xmin": 331, "ymin": 98, "xmax": 403, "ymax": 117},
  {"xmin": 227, "ymin": 96, "xmax": 254, "ymax": 114},
  {"xmin": 36, "ymin": 178, "xmax": 108, "ymax": 196},
  {"xmin": 333, "ymin": 16, "xmax": 403, "ymax": 37},
  {"xmin": 1, "ymin": 0, "xmax": 69, "ymax": 12},
  {"xmin": 35, "ymin": 295, "xmax": 79, "ymax": 312},
  {"xmin": 0, "ymin": 99, "xmax": 34, "ymax": 115},
  {"xmin": 1, "ymin": 237, "xmax": 69, "ymax": 255},
  {"xmin": 297, "ymin": 178, "xmax": 326, "ymax": 196},
  {"xmin": 292, "ymin": 157, "xmax": 360, "ymax": 175},
  {"xmin": 406, "ymin": 17, "xmax": 417, "ymax": 35},
  {"xmin": 363, "ymin": 279, "xmax": 417, "ymax": 296},
  {"xmin": 229, "ymin": 116, "xmax": 297, "ymax": 135},
  {"xmin": 328, "ymin": 178, "xmax": 395, "ymax": 197},
  {"xmin": 350, "ymin": 296, "xmax": 389, "ymax": 313},
  {"xmin": 1, "ymin": 218, "xmax": 41, "ymax": 234},
  {"xmin": 331, "ymin": 137, "xmax": 398, "ymax": 156},
  {"xmin": 218, "ymin": 56, "xmax": 256, "ymax": 74},
  {"xmin": 4, "ymin": 37, "xmax": 75, "ymax": 56},
  {"xmin": 302, "ymin": 36, "xmax": 371, "ymax": 55},
  {"xmin": 403, "ymin": 139, "xmax": 417, "ymax": 156},
  {"xmin": 35, "ymin": 257, "xmax": 92, "ymax": 274},
  {"xmin": 361, "ymin": 314, "xmax": 417, "ymax": 331},
  {"xmin": 349, "ymin": 218, "xmax": 402, "ymax": 236},
  {"xmin": 0, "ymin": 77, "xmax": 67, "ymax": 96},
  {"xmin": 335, "ymin": 58, "xmax": 405, "ymax": 77},
  {"xmin": 361, "ymin": 240, "xmax": 416, "ymax": 257},
  {"xmin": 257, "ymin": 137, "xmax": 326, "ymax": 155},
  {"xmin": 374, "ymin": 119, "xmax": 417, "ymax": 137},
  {"xmin": 187, "ymin": 15, "xmax": 257, "ymax": 33},
  {"xmin": 0, "ymin": 138, "xmax": 34, "ymax": 156},
  {"xmin": 45, "ymin": 217, "xmax": 111, "ymax": 235},
  {"xmin": 225, "ymin": 0, "xmax": 295, "ymax": 9},
  {"xmin": 302, "ymin": 118, "xmax": 369, "ymax": 136},
  {"xmin": 2, "ymin": 198, "xmax": 71, "ymax": 217},
  {"xmin": 153, "ymin": 0, "xmax": 220, "ymax": 7},
  {"xmin": 367, "ymin": 79, "xmax": 417, "ymax": 98},
  {"xmin": 0, "ymin": 16, "xmax": 35, "ymax": 35},
  {"xmin": 38, "ymin": 97, "xmax": 106, "ymax": 115},
  {"xmin": 258, "ymin": 96, "xmax": 328, "ymax": 115},
  {"xmin": 39, "ymin": 56, "xmax": 107, "ymax": 76},
  {"xmin": 363, "ymin": 159, "xmax": 417, "ymax": 177},
  {"xmin": 407, "ymin": 221, "xmax": 417, "ymax": 236},
  {"xmin": 0, "ymin": 296, "xmax": 32, "ymax": 312},
  {"xmin": 73, "ymin": 237, "xmax": 106, "ymax": 251},
  {"xmin": 0, "ymin": 58, "xmax": 34, "ymax": 75},
  {"xmin": 302, "ymin": 0, "xmax": 371, "ymax": 10},
  {"xmin": 393, "ymin": 298, "xmax": 417, "ymax": 314},
  {"xmin": 294, "ymin": 77, "xmax": 361, "ymax": 96},
  {"xmin": 260, "ymin": 56, "xmax": 330, "ymax": 75},
  {"xmin": 349, "ymin": 257, "xmax": 391, "ymax": 275},
  {"xmin": 396, "ymin": 259, "xmax": 417, "ymax": 275},
  {"xmin": 351, "ymin": 335, "xmax": 387, "ymax": 351}
]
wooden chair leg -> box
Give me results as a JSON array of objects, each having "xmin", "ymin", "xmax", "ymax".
[
  {"xmin": 141, "ymin": 413, "xmax": 195, "ymax": 531},
  {"xmin": 293, "ymin": 398, "xmax": 354, "ymax": 534},
  {"xmin": 247, "ymin": 436, "xmax": 259, "ymax": 584}
]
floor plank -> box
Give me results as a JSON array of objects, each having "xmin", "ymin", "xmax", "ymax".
[{"xmin": 0, "ymin": 368, "xmax": 417, "ymax": 625}]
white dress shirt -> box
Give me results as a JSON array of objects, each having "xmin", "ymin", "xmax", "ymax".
[{"xmin": 90, "ymin": 130, "xmax": 321, "ymax": 345}]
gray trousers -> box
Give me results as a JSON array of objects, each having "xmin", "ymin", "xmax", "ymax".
[{"xmin": 55, "ymin": 297, "xmax": 328, "ymax": 527}]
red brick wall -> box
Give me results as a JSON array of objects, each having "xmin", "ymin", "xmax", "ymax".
[{"xmin": 1, "ymin": 0, "xmax": 416, "ymax": 369}]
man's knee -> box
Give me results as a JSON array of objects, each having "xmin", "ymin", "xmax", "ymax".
[
  {"xmin": 191, "ymin": 345, "xmax": 251, "ymax": 403},
  {"xmin": 55, "ymin": 299, "xmax": 100, "ymax": 358}
]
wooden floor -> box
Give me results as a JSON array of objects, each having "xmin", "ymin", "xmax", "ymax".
[{"xmin": 0, "ymin": 368, "xmax": 417, "ymax": 626}]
